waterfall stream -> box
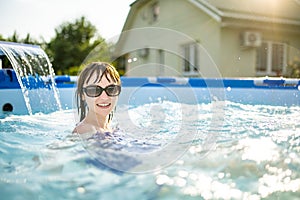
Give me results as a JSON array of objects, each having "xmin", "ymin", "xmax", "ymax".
[{"xmin": 0, "ymin": 41, "xmax": 62, "ymax": 114}]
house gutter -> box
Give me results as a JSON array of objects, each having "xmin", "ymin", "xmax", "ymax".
[
  {"xmin": 190, "ymin": 0, "xmax": 300, "ymax": 27},
  {"xmin": 222, "ymin": 11, "xmax": 300, "ymax": 27},
  {"xmin": 188, "ymin": 0, "xmax": 222, "ymax": 22}
]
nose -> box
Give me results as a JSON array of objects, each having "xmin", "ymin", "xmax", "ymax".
[{"xmin": 99, "ymin": 90, "xmax": 109, "ymax": 99}]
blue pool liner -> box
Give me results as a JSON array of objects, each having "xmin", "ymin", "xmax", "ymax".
[{"xmin": 1, "ymin": 69, "xmax": 300, "ymax": 89}]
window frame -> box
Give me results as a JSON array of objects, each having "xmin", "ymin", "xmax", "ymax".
[
  {"xmin": 256, "ymin": 40, "xmax": 287, "ymax": 76},
  {"xmin": 182, "ymin": 42, "xmax": 199, "ymax": 76}
]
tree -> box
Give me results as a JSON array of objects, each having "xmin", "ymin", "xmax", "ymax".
[
  {"xmin": 0, "ymin": 34, "xmax": 5, "ymax": 41},
  {"xmin": 287, "ymin": 57, "xmax": 300, "ymax": 78},
  {"xmin": 47, "ymin": 16, "xmax": 106, "ymax": 75},
  {"xmin": 1, "ymin": 31, "xmax": 39, "ymax": 45}
]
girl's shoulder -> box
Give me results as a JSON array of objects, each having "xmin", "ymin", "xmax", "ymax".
[{"xmin": 72, "ymin": 121, "xmax": 96, "ymax": 134}]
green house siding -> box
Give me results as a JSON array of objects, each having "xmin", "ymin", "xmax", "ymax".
[
  {"xmin": 220, "ymin": 27, "xmax": 256, "ymax": 77},
  {"xmin": 118, "ymin": 0, "xmax": 300, "ymax": 77}
]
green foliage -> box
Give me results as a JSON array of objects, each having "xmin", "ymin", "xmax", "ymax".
[
  {"xmin": 3, "ymin": 31, "xmax": 41, "ymax": 45},
  {"xmin": 0, "ymin": 16, "xmax": 121, "ymax": 75},
  {"xmin": 287, "ymin": 57, "xmax": 300, "ymax": 78},
  {"xmin": 46, "ymin": 16, "xmax": 107, "ymax": 75}
]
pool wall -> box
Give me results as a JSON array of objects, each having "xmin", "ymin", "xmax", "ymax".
[{"xmin": 0, "ymin": 68, "xmax": 300, "ymax": 115}]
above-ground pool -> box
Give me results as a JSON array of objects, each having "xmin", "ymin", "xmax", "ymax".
[
  {"xmin": 0, "ymin": 72, "xmax": 300, "ymax": 199},
  {"xmin": 1, "ymin": 69, "xmax": 300, "ymax": 114}
]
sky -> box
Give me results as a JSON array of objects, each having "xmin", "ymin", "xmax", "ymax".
[{"xmin": 0, "ymin": 0, "xmax": 135, "ymax": 42}]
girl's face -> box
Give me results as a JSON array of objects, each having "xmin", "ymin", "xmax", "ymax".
[{"xmin": 83, "ymin": 72, "xmax": 119, "ymax": 119}]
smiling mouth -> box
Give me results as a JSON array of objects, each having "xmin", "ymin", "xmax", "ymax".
[{"xmin": 96, "ymin": 103, "xmax": 111, "ymax": 108}]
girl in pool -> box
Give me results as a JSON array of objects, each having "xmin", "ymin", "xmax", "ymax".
[{"xmin": 72, "ymin": 62, "xmax": 121, "ymax": 134}]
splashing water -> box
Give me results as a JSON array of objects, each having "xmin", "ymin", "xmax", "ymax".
[
  {"xmin": 0, "ymin": 41, "xmax": 61, "ymax": 114},
  {"xmin": 0, "ymin": 101, "xmax": 299, "ymax": 199}
]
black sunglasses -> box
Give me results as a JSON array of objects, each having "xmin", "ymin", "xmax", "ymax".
[{"xmin": 83, "ymin": 84, "xmax": 121, "ymax": 97}]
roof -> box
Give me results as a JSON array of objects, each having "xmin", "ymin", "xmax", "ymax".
[
  {"xmin": 192, "ymin": 0, "xmax": 300, "ymax": 25},
  {"xmin": 122, "ymin": 0, "xmax": 300, "ymax": 33}
]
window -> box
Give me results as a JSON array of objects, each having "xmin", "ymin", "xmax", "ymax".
[
  {"xmin": 256, "ymin": 41, "xmax": 287, "ymax": 76},
  {"xmin": 151, "ymin": 2, "xmax": 160, "ymax": 22},
  {"xmin": 157, "ymin": 49, "xmax": 164, "ymax": 75},
  {"xmin": 182, "ymin": 43, "xmax": 199, "ymax": 76},
  {"xmin": 141, "ymin": 2, "xmax": 159, "ymax": 24}
]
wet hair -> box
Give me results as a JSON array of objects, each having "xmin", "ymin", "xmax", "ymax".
[{"xmin": 76, "ymin": 62, "xmax": 121, "ymax": 122}]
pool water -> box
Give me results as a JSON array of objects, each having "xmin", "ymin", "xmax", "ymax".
[{"xmin": 0, "ymin": 101, "xmax": 299, "ymax": 199}]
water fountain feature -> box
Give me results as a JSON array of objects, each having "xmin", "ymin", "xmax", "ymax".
[{"xmin": 0, "ymin": 41, "xmax": 62, "ymax": 115}]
